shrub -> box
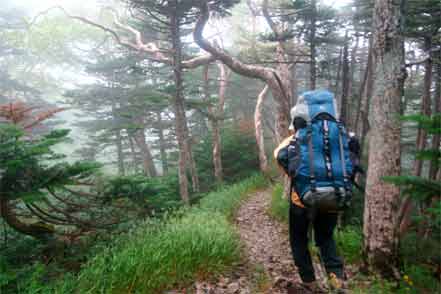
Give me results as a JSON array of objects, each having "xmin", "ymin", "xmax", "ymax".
[
  {"xmin": 47, "ymin": 174, "xmax": 267, "ymax": 293},
  {"xmin": 193, "ymin": 123, "xmax": 260, "ymax": 191},
  {"xmin": 101, "ymin": 173, "xmax": 181, "ymax": 214},
  {"xmin": 401, "ymin": 263, "xmax": 441, "ymax": 293},
  {"xmin": 335, "ymin": 226, "xmax": 363, "ymax": 264}
]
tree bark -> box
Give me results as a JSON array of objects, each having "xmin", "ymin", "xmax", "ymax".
[
  {"xmin": 334, "ymin": 48, "xmax": 343, "ymax": 97},
  {"xmin": 413, "ymin": 37, "xmax": 433, "ymax": 177},
  {"xmin": 356, "ymin": 36, "xmax": 374, "ymax": 149},
  {"xmin": 214, "ymin": 63, "xmax": 229, "ymax": 183},
  {"xmin": 115, "ymin": 129, "xmax": 125, "ymax": 176},
  {"xmin": 340, "ymin": 32, "xmax": 350, "ymax": 124},
  {"xmin": 310, "ymin": 0, "xmax": 317, "ymax": 90},
  {"xmin": 171, "ymin": 8, "xmax": 190, "ymax": 203},
  {"xmin": 262, "ymin": 0, "xmax": 293, "ymax": 116},
  {"xmin": 187, "ymin": 144, "xmax": 199, "ymax": 193},
  {"xmin": 291, "ymin": 64, "xmax": 298, "ymax": 108},
  {"xmin": 362, "ymin": 0, "xmax": 406, "ymax": 278},
  {"xmin": 255, "ymin": 85, "xmax": 269, "ymax": 173},
  {"xmin": 111, "ymin": 102, "xmax": 125, "ymax": 175},
  {"xmin": 133, "ymin": 127, "xmax": 157, "ymax": 178},
  {"xmin": 211, "ymin": 119, "xmax": 222, "ymax": 183},
  {"xmin": 128, "ymin": 135, "xmax": 140, "ymax": 173},
  {"xmin": 156, "ymin": 110, "xmax": 168, "ymax": 175},
  {"xmin": 348, "ymin": 33, "xmax": 360, "ymax": 129},
  {"xmin": 429, "ymin": 50, "xmax": 441, "ymax": 180},
  {"xmin": 202, "ymin": 63, "xmax": 228, "ymax": 184}
]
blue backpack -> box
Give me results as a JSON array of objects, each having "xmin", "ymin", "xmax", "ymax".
[{"xmin": 288, "ymin": 90, "xmax": 353, "ymax": 211}]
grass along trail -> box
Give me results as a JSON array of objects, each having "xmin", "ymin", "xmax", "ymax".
[{"xmin": 171, "ymin": 188, "xmax": 330, "ymax": 294}]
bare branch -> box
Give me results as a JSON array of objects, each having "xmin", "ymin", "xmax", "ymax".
[
  {"xmin": 51, "ymin": 6, "xmax": 215, "ymax": 69},
  {"xmin": 194, "ymin": 3, "xmax": 272, "ymax": 81}
]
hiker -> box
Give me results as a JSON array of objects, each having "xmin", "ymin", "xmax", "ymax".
[{"xmin": 274, "ymin": 90, "xmax": 361, "ymax": 292}]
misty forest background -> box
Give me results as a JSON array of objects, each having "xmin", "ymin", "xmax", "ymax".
[{"xmin": 0, "ymin": 0, "xmax": 440, "ymax": 293}]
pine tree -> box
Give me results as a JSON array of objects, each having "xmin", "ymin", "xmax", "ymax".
[
  {"xmin": 384, "ymin": 114, "xmax": 441, "ymax": 237},
  {"xmin": 0, "ymin": 102, "xmax": 118, "ymax": 239}
]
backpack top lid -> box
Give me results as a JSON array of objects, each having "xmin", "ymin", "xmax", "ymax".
[{"xmin": 290, "ymin": 90, "xmax": 339, "ymax": 124}]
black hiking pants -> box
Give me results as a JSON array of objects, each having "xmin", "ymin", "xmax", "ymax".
[{"xmin": 289, "ymin": 202, "xmax": 343, "ymax": 283}]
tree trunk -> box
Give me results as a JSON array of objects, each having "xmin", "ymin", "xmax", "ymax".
[
  {"xmin": 261, "ymin": 0, "xmax": 293, "ymax": 142},
  {"xmin": 348, "ymin": 33, "xmax": 360, "ymax": 129},
  {"xmin": 334, "ymin": 48, "xmax": 343, "ymax": 97},
  {"xmin": 291, "ymin": 64, "xmax": 298, "ymax": 108},
  {"xmin": 128, "ymin": 135, "xmax": 140, "ymax": 173},
  {"xmin": 255, "ymin": 85, "xmax": 269, "ymax": 173},
  {"xmin": 356, "ymin": 36, "xmax": 374, "ymax": 149},
  {"xmin": 413, "ymin": 37, "xmax": 433, "ymax": 177},
  {"xmin": 134, "ymin": 127, "xmax": 157, "ymax": 177},
  {"xmin": 276, "ymin": 45, "xmax": 293, "ymax": 109},
  {"xmin": 171, "ymin": 9, "xmax": 190, "ymax": 203},
  {"xmin": 115, "ymin": 129, "xmax": 125, "ymax": 176},
  {"xmin": 211, "ymin": 119, "xmax": 222, "ymax": 183},
  {"xmin": 202, "ymin": 63, "xmax": 228, "ymax": 184},
  {"xmin": 362, "ymin": 0, "xmax": 405, "ymax": 278},
  {"xmin": 214, "ymin": 63, "xmax": 228, "ymax": 183},
  {"xmin": 429, "ymin": 50, "xmax": 441, "ymax": 180},
  {"xmin": 340, "ymin": 32, "xmax": 350, "ymax": 124},
  {"xmin": 111, "ymin": 103, "xmax": 125, "ymax": 175},
  {"xmin": 156, "ymin": 111, "xmax": 168, "ymax": 175},
  {"xmin": 195, "ymin": 5, "xmax": 290, "ymax": 143},
  {"xmin": 187, "ymin": 145, "xmax": 199, "ymax": 193},
  {"xmin": 310, "ymin": 0, "xmax": 317, "ymax": 90}
]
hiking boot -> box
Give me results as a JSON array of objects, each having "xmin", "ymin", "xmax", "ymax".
[
  {"xmin": 300, "ymin": 281, "xmax": 326, "ymax": 293},
  {"xmin": 328, "ymin": 272, "xmax": 347, "ymax": 293}
]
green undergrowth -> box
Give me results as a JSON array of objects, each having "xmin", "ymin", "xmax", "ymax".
[
  {"xmin": 41, "ymin": 174, "xmax": 268, "ymax": 294},
  {"xmin": 199, "ymin": 174, "xmax": 268, "ymax": 219},
  {"xmin": 268, "ymin": 183, "xmax": 290, "ymax": 223},
  {"xmin": 348, "ymin": 269, "xmax": 441, "ymax": 294},
  {"xmin": 335, "ymin": 226, "xmax": 363, "ymax": 264}
]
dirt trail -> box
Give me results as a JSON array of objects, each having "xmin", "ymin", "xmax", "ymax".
[
  {"xmin": 169, "ymin": 188, "xmax": 331, "ymax": 294},
  {"xmin": 234, "ymin": 189, "xmax": 301, "ymax": 293}
]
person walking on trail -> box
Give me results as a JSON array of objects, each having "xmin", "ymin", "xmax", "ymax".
[{"xmin": 274, "ymin": 90, "xmax": 361, "ymax": 293}]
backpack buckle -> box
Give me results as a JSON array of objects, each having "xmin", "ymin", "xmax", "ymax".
[{"xmin": 309, "ymin": 175, "xmax": 317, "ymax": 191}]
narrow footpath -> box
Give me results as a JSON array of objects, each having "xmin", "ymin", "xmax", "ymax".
[
  {"xmin": 235, "ymin": 188, "xmax": 301, "ymax": 293},
  {"xmin": 173, "ymin": 189, "xmax": 329, "ymax": 294}
]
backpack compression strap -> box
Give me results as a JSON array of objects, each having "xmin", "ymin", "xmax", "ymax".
[
  {"xmin": 307, "ymin": 123, "xmax": 317, "ymax": 192},
  {"xmin": 337, "ymin": 123, "xmax": 351, "ymax": 196},
  {"xmin": 323, "ymin": 120, "xmax": 332, "ymax": 179}
]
